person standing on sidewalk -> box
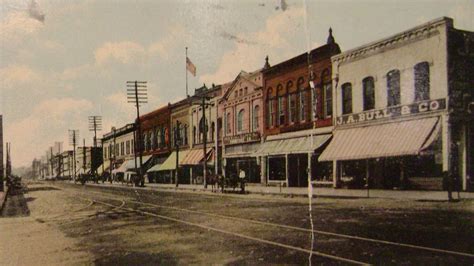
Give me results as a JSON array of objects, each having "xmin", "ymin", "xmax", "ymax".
[{"xmin": 239, "ymin": 169, "xmax": 246, "ymax": 194}]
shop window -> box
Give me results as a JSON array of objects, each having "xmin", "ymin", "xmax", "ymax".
[
  {"xmin": 342, "ymin": 83, "xmax": 353, "ymax": 114},
  {"xmin": 268, "ymin": 157, "xmax": 286, "ymax": 181},
  {"xmin": 363, "ymin": 76, "xmax": 375, "ymax": 111},
  {"xmin": 414, "ymin": 61, "xmax": 430, "ymax": 102},
  {"xmin": 237, "ymin": 109, "xmax": 244, "ymax": 132},
  {"xmin": 253, "ymin": 105, "xmax": 260, "ymax": 131},
  {"xmin": 387, "ymin": 69, "xmax": 400, "ymax": 106}
]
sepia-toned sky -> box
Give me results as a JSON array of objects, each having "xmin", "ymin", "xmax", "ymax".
[{"xmin": 1, "ymin": 0, "xmax": 473, "ymax": 167}]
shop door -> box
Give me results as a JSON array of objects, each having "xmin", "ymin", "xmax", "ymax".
[{"xmin": 288, "ymin": 154, "xmax": 308, "ymax": 187}]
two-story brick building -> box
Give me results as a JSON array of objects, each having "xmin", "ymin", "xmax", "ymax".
[
  {"xmin": 220, "ymin": 69, "xmax": 264, "ymax": 183},
  {"xmin": 259, "ymin": 30, "xmax": 341, "ymax": 187},
  {"xmin": 320, "ymin": 17, "xmax": 473, "ymax": 191}
]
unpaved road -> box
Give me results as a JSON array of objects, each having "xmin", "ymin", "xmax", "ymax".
[{"xmin": 1, "ymin": 180, "xmax": 473, "ymax": 265}]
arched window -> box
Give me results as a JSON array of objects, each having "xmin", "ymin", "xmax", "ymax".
[
  {"xmin": 363, "ymin": 77, "xmax": 375, "ymax": 111},
  {"xmin": 199, "ymin": 117, "xmax": 207, "ymax": 143},
  {"xmin": 287, "ymin": 81, "xmax": 296, "ymax": 123},
  {"xmin": 157, "ymin": 127, "xmax": 162, "ymax": 148},
  {"xmin": 193, "ymin": 126, "xmax": 196, "ymax": 144},
  {"xmin": 277, "ymin": 84, "xmax": 285, "ymax": 126},
  {"xmin": 297, "ymin": 77, "xmax": 306, "ymax": 121},
  {"xmin": 266, "ymin": 88, "xmax": 274, "ymax": 128},
  {"xmin": 161, "ymin": 127, "xmax": 166, "ymax": 146},
  {"xmin": 253, "ymin": 105, "xmax": 260, "ymax": 131},
  {"xmin": 414, "ymin": 62, "xmax": 430, "ymax": 102},
  {"xmin": 183, "ymin": 124, "xmax": 188, "ymax": 145},
  {"xmin": 341, "ymin": 83, "xmax": 353, "ymax": 114},
  {"xmin": 387, "ymin": 69, "xmax": 400, "ymax": 106},
  {"xmin": 237, "ymin": 109, "xmax": 245, "ymax": 132},
  {"xmin": 226, "ymin": 112, "xmax": 231, "ymax": 134},
  {"xmin": 322, "ymin": 70, "xmax": 332, "ymax": 118}
]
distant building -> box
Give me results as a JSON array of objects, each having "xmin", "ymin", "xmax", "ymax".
[
  {"xmin": 75, "ymin": 146, "xmax": 102, "ymax": 176},
  {"xmin": 320, "ymin": 17, "xmax": 473, "ymax": 191},
  {"xmin": 101, "ymin": 124, "xmax": 136, "ymax": 177}
]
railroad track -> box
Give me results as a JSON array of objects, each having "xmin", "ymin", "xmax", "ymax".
[{"xmin": 55, "ymin": 184, "xmax": 474, "ymax": 264}]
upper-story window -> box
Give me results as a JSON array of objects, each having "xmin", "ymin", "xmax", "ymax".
[
  {"xmin": 277, "ymin": 84, "xmax": 285, "ymax": 126},
  {"xmin": 234, "ymin": 91, "xmax": 238, "ymax": 98},
  {"xmin": 414, "ymin": 61, "xmax": 430, "ymax": 102},
  {"xmin": 211, "ymin": 122, "xmax": 215, "ymax": 141},
  {"xmin": 387, "ymin": 69, "xmax": 400, "ymax": 107},
  {"xmin": 297, "ymin": 77, "xmax": 306, "ymax": 122},
  {"xmin": 363, "ymin": 76, "xmax": 375, "ymax": 111},
  {"xmin": 104, "ymin": 147, "xmax": 107, "ymax": 159},
  {"xmin": 322, "ymin": 70, "xmax": 332, "ymax": 118},
  {"xmin": 193, "ymin": 126, "xmax": 197, "ymax": 144},
  {"xmin": 239, "ymin": 89, "xmax": 243, "ymax": 97},
  {"xmin": 226, "ymin": 112, "xmax": 231, "ymax": 134},
  {"xmin": 341, "ymin": 83, "xmax": 353, "ymax": 114},
  {"xmin": 126, "ymin": 141, "xmax": 130, "ymax": 155},
  {"xmin": 237, "ymin": 109, "xmax": 244, "ymax": 132},
  {"xmin": 156, "ymin": 127, "xmax": 161, "ymax": 148},
  {"xmin": 287, "ymin": 81, "xmax": 296, "ymax": 123},
  {"xmin": 244, "ymin": 87, "xmax": 248, "ymax": 95},
  {"xmin": 253, "ymin": 105, "xmax": 259, "ymax": 131},
  {"xmin": 266, "ymin": 88, "xmax": 274, "ymax": 128}
]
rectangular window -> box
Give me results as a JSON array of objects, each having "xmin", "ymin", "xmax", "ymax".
[
  {"xmin": 299, "ymin": 91, "xmax": 306, "ymax": 121},
  {"xmin": 131, "ymin": 140, "xmax": 134, "ymax": 154},
  {"xmin": 126, "ymin": 141, "xmax": 130, "ymax": 155},
  {"xmin": 414, "ymin": 62, "xmax": 430, "ymax": 102},
  {"xmin": 324, "ymin": 83, "xmax": 332, "ymax": 117},
  {"xmin": 267, "ymin": 101, "xmax": 274, "ymax": 127},
  {"xmin": 342, "ymin": 83, "xmax": 353, "ymax": 114},
  {"xmin": 289, "ymin": 94, "xmax": 296, "ymax": 123}
]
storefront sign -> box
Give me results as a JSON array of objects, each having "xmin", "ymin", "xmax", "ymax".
[
  {"xmin": 223, "ymin": 132, "xmax": 261, "ymax": 145},
  {"xmin": 336, "ymin": 98, "xmax": 446, "ymax": 126}
]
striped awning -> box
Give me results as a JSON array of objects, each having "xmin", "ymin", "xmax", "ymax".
[
  {"xmin": 97, "ymin": 160, "xmax": 111, "ymax": 175},
  {"xmin": 257, "ymin": 134, "xmax": 331, "ymax": 156},
  {"xmin": 180, "ymin": 148, "xmax": 212, "ymax": 165},
  {"xmin": 153, "ymin": 150, "xmax": 190, "ymax": 172},
  {"xmin": 114, "ymin": 155, "xmax": 152, "ymax": 173},
  {"xmin": 318, "ymin": 117, "xmax": 440, "ymax": 161}
]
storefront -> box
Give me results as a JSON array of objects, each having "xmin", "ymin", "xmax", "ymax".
[
  {"xmin": 259, "ymin": 129, "xmax": 332, "ymax": 187},
  {"xmin": 320, "ymin": 100, "xmax": 446, "ymax": 190}
]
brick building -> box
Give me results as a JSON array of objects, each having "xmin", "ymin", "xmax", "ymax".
[{"xmin": 259, "ymin": 29, "xmax": 341, "ymax": 187}]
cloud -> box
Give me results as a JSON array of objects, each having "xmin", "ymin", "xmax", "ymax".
[
  {"xmin": 94, "ymin": 41, "xmax": 146, "ymax": 65},
  {"xmin": 5, "ymin": 98, "xmax": 94, "ymax": 167},
  {"xmin": 148, "ymin": 24, "xmax": 186, "ymax": 60},
  {"xmin": 200, "ymin": 7, "xmax": 306, "ymax": 84},
  {"xmin": 0, "ymin": 65, "xmax": 41, "ymax": 89}
]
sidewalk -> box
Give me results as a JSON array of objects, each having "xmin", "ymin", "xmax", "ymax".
[{"xmin": 69, "ymin": 180, "xmax": 474, "ymax": 201}]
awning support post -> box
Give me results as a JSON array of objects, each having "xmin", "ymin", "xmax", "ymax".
[
  {"xmin": 285, "ymin": 154, "xmax": 289, "ymax": 187},
  {"xmin": 366, "ymin": 159, "xmax": 370, "ymax": 198}
]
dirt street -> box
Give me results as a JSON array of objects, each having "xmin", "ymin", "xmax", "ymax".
[{"xmin": 1, "ymin": 180, "xmax": 473, "ymax": 265}]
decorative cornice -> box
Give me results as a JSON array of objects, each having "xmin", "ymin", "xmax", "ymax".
[{"xmin": 332, "ymin": 17, "xmax": 453, "ymax": 65}]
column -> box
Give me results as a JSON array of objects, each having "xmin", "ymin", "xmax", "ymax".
[
  {"xmin": 332, "ymin": 160, "xmax": 339, "ymax": 188},
  {"xmin": 442, "ymin": 114, "xmax": 450, "ymax": 173},
  {"xmin": 307, "ymin": 153, "xmax": 312, "ymax": 185},
  {"xmin": 260, "ymin": 156, "xmax": 267, "ymax": 185}
]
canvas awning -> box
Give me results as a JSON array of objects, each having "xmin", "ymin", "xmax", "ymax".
[
  {"xmin": 224, "ymin": 142, "xmax": 261, "ymax": 158},
  {"xmin": 77, "ymin": 168, "xmax": 91, "ymax": 175},
  {"xmin": 318, "ymin": 117, "xmax": 440, "ymax": 161},
  {"xmin": 180, "ymin": 148, "xmax": 212, "ymax": 165},
  {"xmin": 97, "ymin": 160, "xmax": 111, "ymax": 175},
  {"xmin": 257, "ymin": 134, "xmax": 331, "ymax": 156},
  {"xmin": 153, "ymin": 150, "xmax": 191, "ymax": 172},
  {"xmin": 114, "ymin": 155, "xmax": 152, "ymax": 173}
]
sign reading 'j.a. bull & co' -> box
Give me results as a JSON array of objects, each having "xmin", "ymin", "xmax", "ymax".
[{"xmin": 336, "ymin": 98, "xmax": 446, "ymax": 126}]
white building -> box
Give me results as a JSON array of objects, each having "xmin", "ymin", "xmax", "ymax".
[{"xmin": 320, "ymin": 17, "xmax": 473, "ymax": 191}]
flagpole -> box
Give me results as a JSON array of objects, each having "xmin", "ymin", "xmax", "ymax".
[{"xmin": 186, "ymin": 47, "xmax": 188, "ymax": 97}]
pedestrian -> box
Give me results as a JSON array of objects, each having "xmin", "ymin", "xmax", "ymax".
[{"xmin": 239, "ymin": 169, "xmax": 246, "ymax": 194}]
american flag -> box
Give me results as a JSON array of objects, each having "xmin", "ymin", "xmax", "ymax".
[{"xmin": 186, "ymin": 57, "xmax": 196, "ymax": 77}]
